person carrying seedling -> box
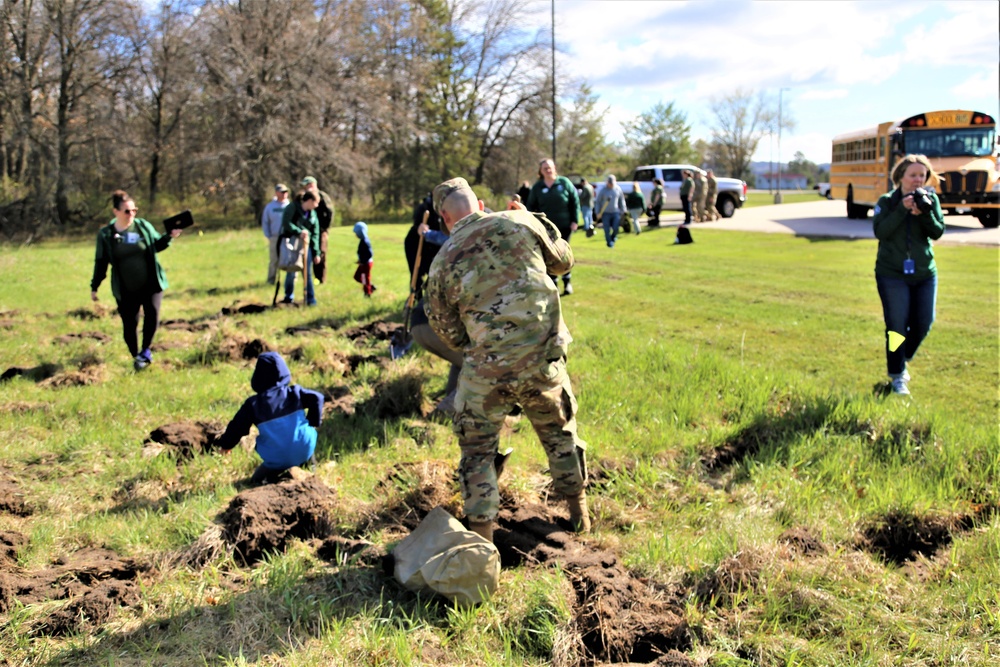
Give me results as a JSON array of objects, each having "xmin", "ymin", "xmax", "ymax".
[
  {"xmin": 353, "ymin": 221, "xmax": 375, "ymax": 297},
  {"xmin": 214, "ymin": 352, "xmax": 324, "ymax": 484}
]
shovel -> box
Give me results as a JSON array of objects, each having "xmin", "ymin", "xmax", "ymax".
[{"xmin": 390, "ymin": 212, "xmax": 428, "ymax": 359}]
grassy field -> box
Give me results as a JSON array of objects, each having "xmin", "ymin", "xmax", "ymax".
[
  {"xmin": 0, "ymin": 219, "xmax": 997, "ymax": 666},
  {"xmin": 744, "ymin": 192, "xmax": 823, "ymax": 207}
]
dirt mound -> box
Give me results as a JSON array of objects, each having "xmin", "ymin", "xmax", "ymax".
[
  {"xmin": 143, "ymin": 420, "xmax": 225, "ymax": 459},
  {"xmin": 52, "ymin": 331, "xmax": 111, "ymax": 344},
  {"xmin": 778, "ymin": 527, "xmax": 828, "ymax": 556},
  {"xmin": 0, "ymin": 475, "xmax": 32, "ymax": 516},
  {"xmin": 39, "ymin": 579, "xmax": 140, "ymax": 636},
  {"xmin": 161, "ymin": 318, "xmax": 211, "ymax": 332},
  {"xmin": 220, "ymin": 477, "xmax": 337, "ymax": 565},
  {"xmin": 0, "ymin": 547, "xmax": 145, "ymax": 614},
  {"xmin": 284, "ymin": 317, "xmax": 345, "ymax": 336},
  {"xmin": 342, "ymin": 320, "xmax": 403, "ymax": 343},
  {"xmin": 38, "ymin": 354, "xmax": 104, "ymax": 388},
  {"xmin": 348, "ymin": 353, "xmax": 393, "ymax": 372},
  {"xmin": 67, "ymin": 304, "xmax": 114, "ymax": 320},
  {"xmin": 355, "ymin": 461, "xmax": 461, "ymax": 535},
  {"xmin": 0, "ymin": 401, "xmax": 50, "ymax": 414},
  {"xmin": 316, "ymin": 536, "xmax": 383, "ymax": 567},
  {"xmin": 692, "ymin": 550, "xmax": 765, "ymax": 607},
  {"xmin": 0, "ymin": 531, "xmax": 27, "ymax": 566},
  {"xmin": 360, "ymin": 372, "xmax": 429, "ymax": 419},
  {"xmin": 214, "ymin": 335, "xmax": 273, "ymax": 362},
  {"xmin": 0, "ymin": 319, "xmax": 16, "ymax": 330},
  {"xmin": 858, "ymin": 509, "xmax": 961, "ymax": 566},
  {"xmin": 1, "ymin": 362, "xmax": 61, "ymax": 383},
  {"xmin": 220, "ymin": 303, "xmax": 270, "ymax": 316},
  {"xmin": 323, "ymin": 386, "xmax": 356, "ymax": 417},
  {"xmin": 494, "ymin": 502, "xmax": 691, "ymax": 663}
]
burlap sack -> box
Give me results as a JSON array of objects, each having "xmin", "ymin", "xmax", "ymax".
[{"xmin": 392, "ymin": 507, "xmax": 499, "ymax": 607}]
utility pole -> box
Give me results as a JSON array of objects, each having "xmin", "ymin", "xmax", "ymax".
[
  {"xmin": 551, "ymin": 0, "xmax": 557, "ymax": 160},
  {"xmin": 774, "ymin": 87, "xmax": 790, "ymax": 204}
]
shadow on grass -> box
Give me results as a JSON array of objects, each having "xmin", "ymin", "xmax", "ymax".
[
  {"xmin": 703, "ymin": 397, "xmax": 934, "ymax": 473},
  {"xmin": 42, "ymin": 564, "xmax": 446, "ymax": 667}
]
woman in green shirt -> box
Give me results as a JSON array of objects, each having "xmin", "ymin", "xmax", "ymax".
[
  {"xmin": 91, "ymin": 190, "xmax": 182, "ymax": 370},
  {"xmin": 526, "ymin": 159, "xmax": 581, "ymax": 295}
]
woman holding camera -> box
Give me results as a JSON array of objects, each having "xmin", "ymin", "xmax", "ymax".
[{"xmin": 872, "ymin": 154, "xmax": 946, "ymax": 395}]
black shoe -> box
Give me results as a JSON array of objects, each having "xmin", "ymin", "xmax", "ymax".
[
  {"xmin": 563, "ymin": 283, "xmax": 574, "ymax": 296},
  {"xmin": 280, "ymin": 296, "xmax": 293, "ymax": 304}
]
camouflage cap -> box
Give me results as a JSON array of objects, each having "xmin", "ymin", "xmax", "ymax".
[
  {"xmin": 433, "ymin": 177, "xmax": 474, "ymax": 213},
  {"xmin": 300, "ymin": 176, "xmax": 318, "ymax": 187}
]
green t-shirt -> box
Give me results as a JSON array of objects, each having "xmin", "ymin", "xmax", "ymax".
[{"xmin": 112, "ymin": 224, "xmax": 150, "ymax": 293}]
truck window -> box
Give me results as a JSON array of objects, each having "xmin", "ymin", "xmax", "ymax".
[
  {"xmin": 661, "ymin": 169, "xmax": 681, "ymax": 182},
  {"xmin": 632, "ymin": 168, "xmax": 655, "ymax": 181}
]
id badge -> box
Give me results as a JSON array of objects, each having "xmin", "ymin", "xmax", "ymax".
[
  {"xmin": 125, "ymin": 232, "xmax": 140, "ymax": 244},
  {"xmin": 903, "ymin": 258, "xmax": 915, "ymax": 275}
]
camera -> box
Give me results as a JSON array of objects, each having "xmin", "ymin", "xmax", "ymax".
[{"xmin": 911, "ymin": 187, "xmax": 933, "ymax": 214}]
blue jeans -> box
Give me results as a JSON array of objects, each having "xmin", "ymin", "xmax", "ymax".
[
  {"xmin": 285, "ymin": 248, "xmax": 316, "ymax": 304},
  {"xmin": 580, "ymin": 205, "xmax": 593, "ymax": 230},
  {"xmin": 602, "ymin": 212, "xmax": 620, "ymax": 247},
  {"xmin": 875, "ymin": 273, "xmax": 937, "ymax": 376}
]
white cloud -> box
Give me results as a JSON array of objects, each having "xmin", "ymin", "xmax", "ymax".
[
  {"xmin": 798, "ymin": 89, "xmax": 850, "ymax": 101},
  {"xmin": 950, "ymin": 67, "xmax": 1000, "ymax": 100}
]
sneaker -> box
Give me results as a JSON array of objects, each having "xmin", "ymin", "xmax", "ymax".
[
  {"xmin": 133, "ymin": 355, "xmax": 149, "ymax": 371},
  {"xmin": 586, "ymin": 227, "xmax": 595, "ymax": 238},
  {"xmin": 890, "ymin": 376, "xmax": 910, "ymax": 395},
  {"xmin": 280, "ymin": 296, "xmax": 294, "ymax": 304},
  {"xmin": 139, "ymin": 348, "xmax": 153, "ymax": 364},
  {"xmin": 901, "ymin": 368, "xmax": 910, "ymax": 382},
  {"xmin": 563, "ymin": 283, "xmax": 574, "ymax": 296}
]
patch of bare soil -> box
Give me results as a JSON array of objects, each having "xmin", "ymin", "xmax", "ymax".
[
  {"xmin": 0, "ymin": 474, "xmax": 33, "ymax": 516},
  {"xmin": 220, "ymin": 303, "xmax": 270, "ymax": 316},
  {"xmin": 778, "ymin": 527, "xmax": 828, "ymax": 557},
  {"xmin": 0, "ymin": 547, "xmax": 146, "ymax": 621},
  {"xmin": 0, "ymin": 319, "xmax": 16, "ymax": 330},
  {"xmin": 858, "ymin": 509, "xmax": 962, "ymax": 566},
  {"xmin": 284, "ymin": 317, "xmax": 344, "ymax": 336},
  {"xmin": 341, "ymin": 320, "xmax": 403, "ymax": 343},
  {"xmin": 142, "ymin": 420, "xmax": 225, "ymax": 459},
  {"xmin": 360, "ymin": 372, "xmax": 429, "ymax": 419},
  {"xmin": 38, "ymin": 354, "xmax": 104, "ymax": 388},
  {"xmin": 353, "ymin": 461, "xmax": 461, "ymax": 535},
  {"xmin": 323, "ymin": 386, "xmax": 356, "ymax": 417},
  {"xmin": 67, "ymin": 304, "xmax": 114, "ymax": 320},
  {"xmin": 220, "ymin": 477, "xmax": 337, "ymax": 565},
  {"xmin": 52, "ymin": 331, "xmax": 111, "ymax": 344},
  {"xmin": 494, "ymin": 502, "xmax": 692, "ymax": 664},
  {"xmin": 39, "ymin": 579, "xmax": 141, "ymax": 636},
  {"xmin": 1, "ymin": 362, "xmax": 61, "ymax": 383},
  {"xmin": 316, "ymin": 536, "xmax": 383, "ymax": 567},
  {"xmin": 0, "ymin": 401, "xmax": 50, "ymax": 414},
  {"xmin": 161, "ymin": 318, "xmax": 211, "ymax": 332},
  {"xmin": 214, "ymin": 335, "xmax": 273, "ymax": 362},
  {"xmin": 0, "ymin": 531, "xmax": 27, "ymax": 566},
  {"xmin": 702, "ymin": 424, "xmax": 769, "ymax": 472},
  {"xmin": 348, "ymin": 353, "xmax": 393, "ymax": 372}
]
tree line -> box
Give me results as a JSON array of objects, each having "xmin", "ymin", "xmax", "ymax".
[{"xmin": 0, "ymin": 0, "xmax": 790, "ymax": 237}]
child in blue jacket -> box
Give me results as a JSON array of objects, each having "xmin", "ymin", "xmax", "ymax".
[
  {"xmin": 215, "ymin": 352, "xmax": 324, "ymax": 484},
  {"xmin": 353, "ymin": 221, "xmax": 375, "ymax": 297}
]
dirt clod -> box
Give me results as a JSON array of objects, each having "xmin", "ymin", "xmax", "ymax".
[
  {"xmin": 360, "ymin": 372, "xmax": 428, "ymax": 419},
  {"xmin": 341, "ymin": 320, "xmax": 403, "ymax": 343},
  {"xmin": 52, "ymin": 331, "xmax": 111, "ymax": 345},
  {"xmin": 144, "ymin": 420, "xmax": 225, "ymax": 459},
  {"xmin": 356, "ymin": 461, "xmax": 461, "ymax": 535},
  {"xmin": 316, "ymin": 536, "xmax": 382, "ymax": 566},
  {"xmin": 67, "ymin": 305, "xmax": 113, "ymax": 320},
  {"xmin": 0, "ymin": 476, "xmax": 32, "ymax": 516},
  {"xmin": 220, "ymin": 477, "xmax": 337, "ymax": 565},
  {"xmin": 0, "ymin": 531, "xmax": 27, "ymax": 566},
  {"xmin": 220, "ymin": 303, "xmax": 270, "ymax": 316},
  {"xmin": 39, "ymin": 579, "xmax": 140, "ymax": 636},
  {"xmin": 495, "ymin": 502, "xmax": 691, "ymax": 663},
  {"xmin": 161, "ymin": 318, "xmax": 211, "ymax": 332},
  {"xmin": 323, "ymin": 386, "xmax": 356, "ymax": 417},
  {"xmin": 692, "ymin": 550, "xmax": 764, "ymax": 607},
  {"xmin": 778, "ymin": 527, "xmax": 828, "ymax": 556}
]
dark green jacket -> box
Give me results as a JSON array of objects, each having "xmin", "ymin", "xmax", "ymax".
[
  {"xmin": 90, "ymin": 218, "xmax": 172, "ymax": 300},
  {"xmin": 281, "ymin": 202, "xmax": 321, "ymax": 257},
  {"xmin": 872, "ymin": 188, "xmax": 945, "ymax": 280},
  {"xmin": 625, "ymin": 189, "xmax": 646, "ymax": 210},
  {"xmin": 680, "ymin": 177, "xmax": 694, "ymax": 197},
  {"xmin": 526, "ymin": 175, "xmax": 580, "ymax": 231}
]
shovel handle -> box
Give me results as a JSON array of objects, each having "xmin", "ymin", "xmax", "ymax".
[{"xmin": 405, "ymin": 210, "xmax": 429, "ymax": 310}]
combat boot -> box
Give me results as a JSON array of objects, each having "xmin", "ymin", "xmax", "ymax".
[
  {"xmin": 468, "ymin": 520, "xmax": 494, "ymax": 543},
  {"xmin": 566, "ymin": 492, "xmax": 591, "ymax": 533}
]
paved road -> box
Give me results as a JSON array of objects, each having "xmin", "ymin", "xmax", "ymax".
[{"xmin": 650, "ymin": 199, "xmax": 998, "ymax": 246}]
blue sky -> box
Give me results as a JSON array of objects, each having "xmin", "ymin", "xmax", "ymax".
[{"xmin": 548, "ymin": 0, "xmax": 999, "ymax": 164}]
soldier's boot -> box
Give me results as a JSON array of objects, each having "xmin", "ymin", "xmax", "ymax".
[
  {"xmin": 566, "ymin": 492, "xmax": 591, "ymax": 533},
  {"xmin": 468, "ymin": 520, "xmax": 494, "ymax": 543}
]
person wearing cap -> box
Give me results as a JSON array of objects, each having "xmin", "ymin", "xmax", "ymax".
[
  {"xmin": 525, "ymin": 159, "xmax": 581, "ymax": 296},
  {"xmin": 425, "ymin": 177, "xmax": 590, "ymax": 543},
  {"xmin": 594, "ymin": 175, "xmax": 626, "ymax": 248},
  {"xmin": 300, "ymin": 176, "xmax": 335, "ymax": 284},
  {"xmin": 262, "ymin": 184, "xmax": 290, "ymax": 284},
  {"xmin": 280, "ymin": 190, "xmax": 321, "ymax": 305}
]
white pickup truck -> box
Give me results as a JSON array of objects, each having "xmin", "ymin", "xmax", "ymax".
[{"xmin": 617, "ymin": 164, "xmax": 747, "ymax": 218}]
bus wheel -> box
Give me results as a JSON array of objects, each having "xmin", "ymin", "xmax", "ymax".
[{"xmin": 977, "ymin": 210, "xmax": 999, "ymax": 228}]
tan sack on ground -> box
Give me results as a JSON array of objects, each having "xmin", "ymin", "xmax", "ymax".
[{"xmin": 392, "ymin": 506, "xmax": 500, "ymax": 606}]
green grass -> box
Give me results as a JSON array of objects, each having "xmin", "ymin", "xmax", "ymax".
[
  {"xmin": 0, "ymin": 219, "xmax": 997, "ymax": 666},
  {"xmin": 744, "ymin": 191, "xmax": 824, "ymax": 207}
]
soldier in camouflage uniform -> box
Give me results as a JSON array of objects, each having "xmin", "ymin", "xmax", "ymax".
[
  {"xmin": 692, "ymin": 170, "xmax": 707, "ymax": 223},
  {"xmin": 425, "ymin": 177, "xmax": 590, "ymax": 542},
  {"xmin": 703, "ymin": 169, "xmax": 719, "ymax": 222}
]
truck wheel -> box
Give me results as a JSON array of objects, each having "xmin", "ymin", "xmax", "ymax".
[
  {"xmin": 717, "ymin": 195, "xmax": 736, "ymax": 218},
  {"xmin": 977, "ymin": 210, "xmax": 999, "ymax": 228}
]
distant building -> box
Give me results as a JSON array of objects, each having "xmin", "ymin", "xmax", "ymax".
[{"xmin": 756, "ymin": 172, "xmax": 809, "ymax": 190}]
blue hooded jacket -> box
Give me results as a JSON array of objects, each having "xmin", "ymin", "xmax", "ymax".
[
  {"xmin": 354, "ymin": 221, "xmax": 373, "ymax": 264},
  {"xmin": 216, "ymin": 352, "xmax": 324, "ymax": 470}
]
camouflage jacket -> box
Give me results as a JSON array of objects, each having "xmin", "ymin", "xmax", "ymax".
[{"xmin": 426, "ymin": 209, "xmax": 574, "ymax": 377}]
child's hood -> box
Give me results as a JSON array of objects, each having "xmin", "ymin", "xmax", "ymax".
[
  {"xmin": 251, "ymin": 351, "xmax": 292, "ymax": 392},
  {"xmin": 353, "ymin": 221, "xmax": 369, "ymax": 239}
]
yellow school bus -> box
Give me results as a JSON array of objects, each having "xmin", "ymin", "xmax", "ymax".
[{"xmin": 830, "ymin": 110, "xmax": 998, "ymax": 227}]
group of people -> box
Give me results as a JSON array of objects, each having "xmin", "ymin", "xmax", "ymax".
[
  {"xmin": 84, "ymin": 149, "xmax": 943, "ymax": 542},
  {"xmin": 679, "ymin": 169, "xmax": 720, "ymax": 225}
]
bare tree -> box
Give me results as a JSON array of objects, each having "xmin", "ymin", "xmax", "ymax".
[{"xmin": 709, "ymin": 88, "xmax": 792, "ymax": 181}]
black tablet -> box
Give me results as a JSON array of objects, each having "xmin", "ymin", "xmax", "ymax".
[{"xmin": 163, "ymin": 210, "xmax": 194, "ymax": 233}]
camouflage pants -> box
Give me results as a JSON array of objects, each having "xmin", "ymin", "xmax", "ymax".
[
  {"xmin": 453, "ymin": 358, "xmax": 587, "ymax": 523},
  {"xmin": 692, "ymin": 193, "xmax": 706, "ymax": 222}
]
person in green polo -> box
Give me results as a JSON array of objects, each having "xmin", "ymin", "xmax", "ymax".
[
  {"xmin": 526, "ymin": 158, "xmax": 581, "ymax": 296},
  {"xmin": 90, "ymin": 190, "xmax": 183, "ymax": 370}
]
